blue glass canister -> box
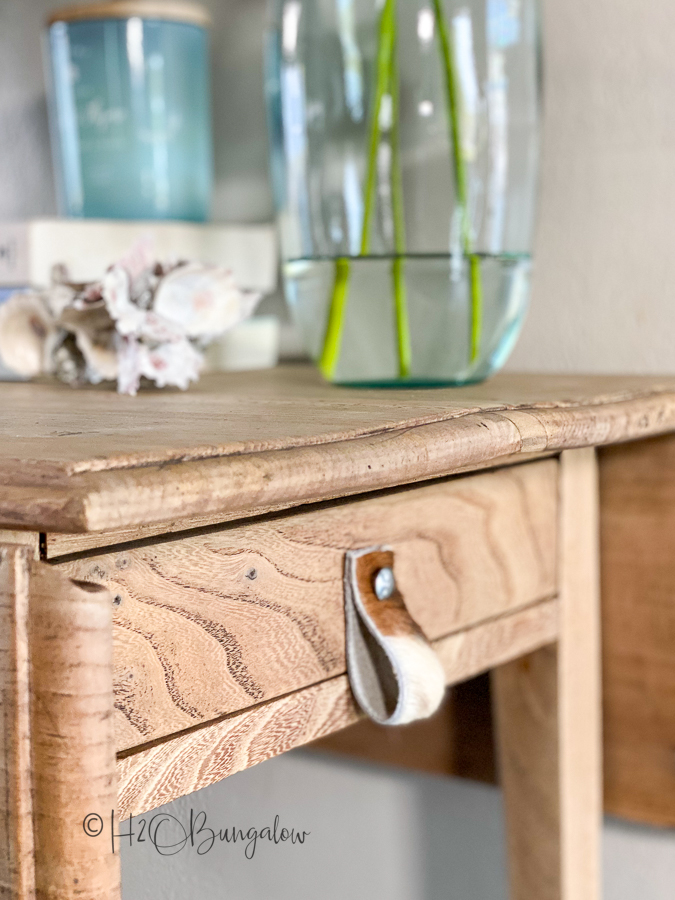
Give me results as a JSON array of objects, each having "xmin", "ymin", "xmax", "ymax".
[
  {"xmin": 266, "ymin": 0, "xmax": 541, "ymax": 386},
  {"xmin": 46, "ymin": 1, "xmax": 213, "ymax": 221}
]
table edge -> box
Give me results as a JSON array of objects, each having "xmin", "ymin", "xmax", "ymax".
[{"xmin": 3, "ymin": 390, "xmax": 675, "ymax": 534}]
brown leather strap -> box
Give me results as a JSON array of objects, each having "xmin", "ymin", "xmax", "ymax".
[{"xmin": 344, "ymin": 546, "xmax": 445, "ymax": 726}]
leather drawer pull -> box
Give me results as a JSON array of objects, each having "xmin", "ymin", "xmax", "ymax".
[{"xmin": 344, "ymin": 546, "xmax": 446, "ymax": 726}]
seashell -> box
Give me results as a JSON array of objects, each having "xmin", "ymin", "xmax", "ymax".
[
  {"xmin": 60, "ymin": 306, "xmax": 118, "ymax": 383},
  {"xmin": 138, "ymin": 338, "xmax": 203, "ymax": 391},
  {"xmin": 116, "ymin": 335, "xmax": 202, "ymax": 396},
  {"xmin": 52, "ymin": 332, "xmax": 88, "ymax": 386},
  {"xmin": 44, "ymin": 283, "xmax": 76, "ymax": 318},
  {"xmin": 116, "ymin": 336, "xmax": 144, "ymax": 397},
  {"xmin": 0, "ymin": 292, "xmax": 59, "ymax": 377},
  {"xmin": 152, "ymin": 263, "xmax": 262, "ymax": 340},
  {"xmin": 136, "ymin": 309, "xmax": 185, "ymax": 345},
  {"xmin": 1, "ymin": 242, "xmax": 264, "ymax": 394},
  {"xmin": 102, "ymin": 267, "xmax": 146, "ymax": 336},
  {"xmin": 75, "ymin": 329, "xmax": 118, "ymax": 383}
]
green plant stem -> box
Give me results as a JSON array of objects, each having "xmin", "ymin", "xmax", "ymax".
[
  {"xmin": 469, "ymin": 253, "xmax": 482, "ymax": 361},
  {"xmin": 432, "ymin": 0, "xmax": 483, "ymax": 363},
  {"xmin": 388, "ymin": 6, "xmax": 412, "ymax": 377},
  {"xmin": 318, "ymin": 256, "xmax": 351, "ymax": 378},
  {"xmin": 320, "ymin": 0, "xmax": 413, "ymax": 381},
  {"xmin": 360, "ymin": 0, "xmax": 396, "ymax": 257}
]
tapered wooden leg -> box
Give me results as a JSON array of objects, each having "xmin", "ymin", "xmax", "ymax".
[
  {"xmin": 492, "ymin": 449, "xmax": 602, "ymax": 900},
  {"xmin": 0, "ymin": 544, "xmax": 120, "ymax": 900},
  {"xmin": 30, "ymin": 564, "xmax": 121, "ymax": 900},
  {"xmin": 0, "ymin": 545, "xmax": 36, "ymax": 898}
]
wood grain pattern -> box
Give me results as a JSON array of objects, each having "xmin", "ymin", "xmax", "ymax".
[
  {"xmin": 43, "ymin": 449, "xmax": 557, "ymax": 558},
  {"xmin": 435, "ymin": 597, "xmax": 558, "ymax": 684},
  {"xmin": 493, "ymin": 646, "xmax": 561, "ymax": 900},
  {"xmin": 54, "ymin": 462, "xmax": 558, "ymax": 752},
  {"xmin": 0, "ymin": 545, "xmax": 35, "ymax": 899},
  {"xmin": 5, "ymin": 368, "xmax": 673, "ymax": 477},
  {"xmin": 493, "ymin": 449, "xmax": 601, "ymax": 900},
  {"xmin": 599, "ymin": 436, "xmax": 675, "ymax": 826},
  {"xmin": 3, "ymin": 369, "xmax": 675, "ymax": 532},
  {"xmin": 557, "ymin": 449, "xmax": 602, "ymax": 900},
  {"xmin": 117, "ymin": 676, "xmax": 359, "ymax": 822},
  {"xmin": 117, "ymin": 598, "xmax": 559, "ymax": 820},
  {"xmin": 29, "ymin": 564, "xmax": 120, "ymax": 900}
]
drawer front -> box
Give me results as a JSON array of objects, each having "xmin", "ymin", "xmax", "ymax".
[{"xmin": 55, "ymin": 459, "xmax": 559, "ymax": 752}]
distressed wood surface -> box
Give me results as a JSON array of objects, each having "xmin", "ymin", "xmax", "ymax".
[
  {"xmin": 599, "ymin": 436, "xmax": 675, "ymax": 826},
  {"xmin": 493, "ymin": 449, "xmax": 601, "ymax": 900},
  {"xmin": 0, "ymin": 546, "xmax": 35, "ymax": 899},
  {"xmin": 3, "ymin": 369, "xmax": 675, "ymax": 532},
  {"xmin": 117, "ymin": 597, "xmax": 558, "ymax": 820},
  {"xmin": 5, "ymin": 368, "xmax": 675, "ymax": 476},
  {"xmin": 29, "ymin": 564, "xmax": 120, "ymax": 900},
  {"xmin": 493, "ymin": 646, "xmax": 562, "ymax": 900},
  {"xmin": 55, "ymin": 462, "xmax": 558, "ymax": 752},
  {"xmin": 43, "ymin": 450, "xmax": 558, "ymax": 560},
  {"xmin": 435, "ymin": 597, "xmax": 558, "ymax": 684},
  {"xmin": 43, "ymin": 453, "xmax": 556, "ymax": 561},
  {"xmin": 557, "ymin": 449, "xmax": 602, "ymax": 900}
]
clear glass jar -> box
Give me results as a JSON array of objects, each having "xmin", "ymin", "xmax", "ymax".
[
  {"xmin": 46, "ymin": 1, "xmax": 213, "ymax": 221},
  {"xmin": 266, "ymin": 0, "xmax": 540, "ymax": 385}
]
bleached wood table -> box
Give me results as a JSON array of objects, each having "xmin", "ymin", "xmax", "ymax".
[{"xmin": 4, "ymin": 366, "xmax": 675, "ymax": 900}]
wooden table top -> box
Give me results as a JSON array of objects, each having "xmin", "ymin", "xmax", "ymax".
[{"xmin": 3, "ymin": 365, "xmax": 675, "ymax": 534}]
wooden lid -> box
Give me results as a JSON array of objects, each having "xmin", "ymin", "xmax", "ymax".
[{"xmin": 47, "ymin": 1, "xmax": 212, "ymax": 28}]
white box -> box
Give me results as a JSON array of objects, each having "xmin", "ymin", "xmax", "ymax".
[{"xmin": 0, "ymin": 219, "xmax": 278, "ymax": 293}]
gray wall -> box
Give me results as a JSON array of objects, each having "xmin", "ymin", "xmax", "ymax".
[
  {"xmin": 2, "ymin": 1, "xmax": 675, "ymax": 897},
  {"xmin": 509, "ymin": 0, "xmax": 675, "ymax": 374},
  {"xmin": 119, "ymin": 753, "xmax": 675, "ymax": 900}
]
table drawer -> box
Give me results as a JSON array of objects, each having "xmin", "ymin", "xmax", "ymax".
[{"xmin": 55, "ymin": 459, "xmax": 558, "ymax": 753}]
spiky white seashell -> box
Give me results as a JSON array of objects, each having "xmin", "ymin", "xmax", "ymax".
[
  {"xmin": 0, "ymin": 239, "xmax": 264, "ymax": 394},
  {"xmin": 102, "ymin": 267, "xmax": 146, "ymax": 337},
  {"xmin": 0, "ymin": 292, "xmax": 58, "ymax": 377},
  {"xmin": 152, "ymin": 263, "xmax": 261, "ymax": 340},
  {"xmin": 117, "ymin": 335, "xmax": 202, "ymax": 396}
]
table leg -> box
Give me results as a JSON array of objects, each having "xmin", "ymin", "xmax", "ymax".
[
  {"xmin": 0, "ymin": 545, "xmax": 36, "ymax": 898},
  {"xmin": 0, "ymin": 544, "xmax": 121, "ymax": 900},
  {"xmin": 492, "ymin": 449, "xmax": 602, "ymax": 900}
]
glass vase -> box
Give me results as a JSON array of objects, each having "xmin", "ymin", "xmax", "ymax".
[{"xmin": 266, "ymin": 0, "xmax": 540, "ymax": 385}]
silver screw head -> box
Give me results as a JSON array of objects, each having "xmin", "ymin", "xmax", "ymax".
[{"xmin": 374, "ymin": 567, "xmax": 396, "ymax": 601}]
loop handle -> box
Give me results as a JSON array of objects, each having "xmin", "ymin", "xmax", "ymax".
[{"xmin": 344, "ymin": 546, "xmax": 446, "ymax": 726}]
